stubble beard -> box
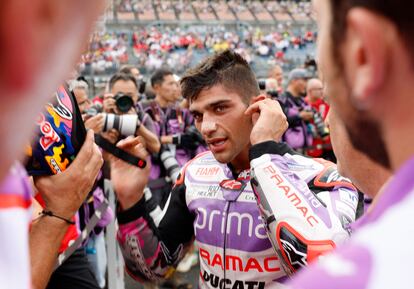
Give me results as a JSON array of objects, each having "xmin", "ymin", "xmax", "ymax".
[{"xmin": 337, "ymin": 73, "xmax": 391, "ymax": 169}]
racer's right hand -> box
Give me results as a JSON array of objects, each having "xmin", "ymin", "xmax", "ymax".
[
  {"xmin": 109, "ymin": 136, "xmax": 150, "ymax": 210},
  {"xmin": 33, "ymin": 130, "xmax": 103, "ymax": 220}
]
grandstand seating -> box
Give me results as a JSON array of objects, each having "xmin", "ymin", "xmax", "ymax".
[{"xmin": 108, "ymin": 0, "xmax": 313, "ymax": 24}]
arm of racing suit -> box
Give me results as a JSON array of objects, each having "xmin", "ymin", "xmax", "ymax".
[
  {"xmin": 249, "ymin": 141, "xmax": 360, "ymax": 275},
  {"xmin": 116, "ymin": 176, "xmax": 195, "ymax": 282}
]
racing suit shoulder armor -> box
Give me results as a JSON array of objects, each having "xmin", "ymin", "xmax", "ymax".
[{"xmin": 249, "ymin": 142, "xmax": 360, "ymax": 275}]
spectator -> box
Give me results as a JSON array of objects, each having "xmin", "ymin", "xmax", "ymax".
[{"xmin": 79, "ymin": 24, "xmax": 318, "ymax": 79}]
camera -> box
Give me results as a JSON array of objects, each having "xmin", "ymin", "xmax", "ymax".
[
  {"xmin": 258, "ymin": 78, "xmax": 279, "ymax": 99},
  {"xmin": 173, "ymin": 126, "xmax": 206, "ymax": 151},
  {"xmin": 304, "ymin": 108, "xmax": 329, "ymax": 138},
  {"xmin": 258, "ymin": 79, "xmax": 267, "ymax": 91},
  {"xmin": 84, "ymin": 103, "xmax": 103, "ymax": 117},
  {"xmin": 114, "ymin": 93, "xmax": 134, "ymax": 113},
  {"xmin": 84, "ymin": 100, "xmax": 139, "ymax": 137},
  {"xmin": 185, "ymin": 126, "xmax": 205, "ymax": 148},
  {"xmin": 138, "ymin": 78, "xmax": 147, "ymax": 95},
  {"xmin": 312, "ymin": 111, "xmax": 329, "ymax": 137},
  {"xmin": 103, "ymin": 113, "xmax": 139, "ymax": 137},
  {"xmin": 160, "ymin": 147, "xmax": 181, "ymax": 182}
]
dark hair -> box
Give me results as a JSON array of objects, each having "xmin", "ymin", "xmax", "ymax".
[
  {"xmin": 76, "ymin": 75, "xmax": 89, "ymax": 87},
  {"xmin": 330, "ymin": 0, "xmax": 414, "ymax": 67},
  {"xmin": 180, "ymin": 50, "xmax": 259, "ymax": 103},
  {"xmin": 108, "ymin": 72, "xmax": 138, "ymax": 91},
  {"xmin": 150, "ymin": 69, "xmax": 173, "ymax": 88},
  {"xmin": 120, "ymin": 65, "xmax": 139, "ymax": 75}
]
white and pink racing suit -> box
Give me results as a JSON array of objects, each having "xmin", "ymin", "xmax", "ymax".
[
  {"xmin": 287, "ymin": 155, "xmax": 414, "ymax": 289},
  {"xmin": 117, "ymin": 141, "xmax": 362, "ymax": 288}
]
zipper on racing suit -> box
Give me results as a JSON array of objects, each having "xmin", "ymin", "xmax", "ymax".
[
  {"xmin": 223, "ymin": 201, "xmax": 231, "ymax": 284},
  {"xmin": 221, "ymin": 177, "xmax": 248, "ymax": 286}
]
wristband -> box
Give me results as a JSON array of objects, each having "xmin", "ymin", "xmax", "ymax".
[{"xmin": 39, "ymin": 209, "xmax": 75, "ymax": 225}]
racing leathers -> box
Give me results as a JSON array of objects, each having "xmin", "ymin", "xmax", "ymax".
[{"xmin": 117, "ymin": 141, "xmax": 361, "ymax": 288}]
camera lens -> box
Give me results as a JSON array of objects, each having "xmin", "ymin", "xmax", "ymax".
[
  {"xmin": 160, "ymin": 147, "xmax": 181, "ymax": 182},
  {"xmin": 114, "ymin": 93, "xmax": 133, "ymax": 113},
  {"xmin": 258, "ymin": 79, "xmax": 266, "ymax": 90}
]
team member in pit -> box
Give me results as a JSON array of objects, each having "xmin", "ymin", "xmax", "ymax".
[
  {"xmin": 114, "ymin": 50, "xmax": 361, "ymax": 288},
  {"xmin": 286, "ymin": 0, "xmax": 414, "ymax": 288}
]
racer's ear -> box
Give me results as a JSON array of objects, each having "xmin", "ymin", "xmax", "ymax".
[{"xmin": 250, "ymin": 95, "xmax": 267, "ymax": 105}]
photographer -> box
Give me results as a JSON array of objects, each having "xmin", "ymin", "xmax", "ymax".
[
  {"xmin": 70, "ymin": 79, "xmax": 105, "ymax": 134},
  {"xmin": 279, "ymin": 68, "xmax": 313, "ymax": 152},
  {"xmin": 141, "ymin": 69, "xmax": 206, "ymax": 200},
  {"xmin": 119, "ymin": 65, "xmax": 150, "ymax": 101},
  {"xmin": 102, "ymin": 72, "xmax": 160, "ymax": 154}
]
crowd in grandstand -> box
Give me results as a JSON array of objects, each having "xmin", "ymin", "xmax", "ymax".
[
  {"xmin": 78, "ymin": 25, "xmax": 316, "ymax": 76},
  {"xmin": 78, "ymin": 32, "xmax": 130, "ymax": 75}
]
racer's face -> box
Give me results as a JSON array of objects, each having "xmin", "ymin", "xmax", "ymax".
[
  {"xmin": 190, "ymin": 84, "xmax": 252, "ymax": 170},
  {"xmin": 313, "ymin": 0, "xmax": 389, "ymax": 168},
  {"xmin": 0, "ymin": 0, "xmax": 104, "ymax": 181}
]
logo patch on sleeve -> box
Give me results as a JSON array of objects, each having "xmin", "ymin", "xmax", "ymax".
[{"xmin": 313, "ymin": 166, "xmax": 356, "ymax": 191}]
